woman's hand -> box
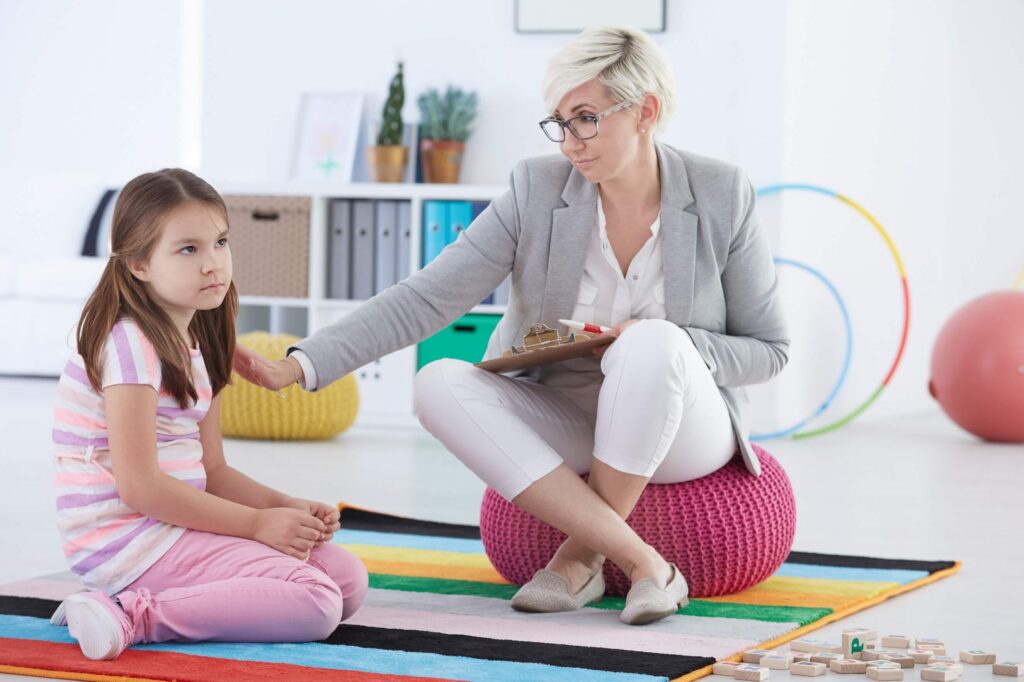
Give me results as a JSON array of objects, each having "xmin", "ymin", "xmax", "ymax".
[
  {"xmin": 284, "ymin": 497, "xmax": 341, "ymax": 544},
  {"xmin": 592, "ymin": 319, "xmax": 641, "ymax": 358},
  {"xmin": 232, "ymin": 344, "xmax": 300, "ymax": 391},
  {"xmin": 252, "ymin": 507, "xmax": 326, "ymax": 560}
]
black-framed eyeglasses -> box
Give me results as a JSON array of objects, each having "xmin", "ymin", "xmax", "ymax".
[{"xmin": 538, "ymin": 101, "xmax": 633, "ymax": 143}]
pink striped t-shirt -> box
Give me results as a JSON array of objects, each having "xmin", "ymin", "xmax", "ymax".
[{"xmin": 52, "ymin": 318, "xmax": 212, "ymax": 594}]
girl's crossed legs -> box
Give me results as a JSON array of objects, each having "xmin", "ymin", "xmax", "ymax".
[{"xmin": 116, "ymin": 528, "xmax": 369, "ymax": 644}]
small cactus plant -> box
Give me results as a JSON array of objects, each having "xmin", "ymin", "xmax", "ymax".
[
  {"xmin": 417, "ymin": 86, "xmax": 478, "ymax": 142},
  {"xmin": 376, "ymin": 62, "xmax": 404, "ymax": 146}
]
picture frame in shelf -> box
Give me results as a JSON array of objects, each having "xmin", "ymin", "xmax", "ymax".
[{"xmin": 291, "ymin": 92, "xmax": 365, "ymax": 182}]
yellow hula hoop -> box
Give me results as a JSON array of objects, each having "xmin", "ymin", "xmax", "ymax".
[{"xmin": 756, "ymin": 184, "xmax": 910, "ymax": 438}]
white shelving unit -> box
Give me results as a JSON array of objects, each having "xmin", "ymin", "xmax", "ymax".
[{"xmin": 220, "ymin": 180, "xmax": 508, "ymax": 428}]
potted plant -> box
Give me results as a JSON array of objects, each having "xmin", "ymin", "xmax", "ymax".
[
  {"xmin": 417, "ymin": 86, "xmax": 477, "ymax": 184},
  {"xmin": 368, "ymin": 62, "xmax": 407, "ymax": 183}
]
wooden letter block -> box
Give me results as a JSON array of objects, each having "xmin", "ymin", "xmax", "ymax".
[
  {"xmin": 908, "ymin": 649, "xmax": 937, "ymax": 665},
  {"xmin": 713, "ymin": 661, "xmax": 742, "ymax": 677},
  {"xmin": 734, "ymin": 664, "xmax": 770, "ymax": 681},
  {"xmin": 831, "ymin": 659, "xmax": 869, "ymax": 674},
  {"xmin": 921, "ymin": 665, "xmax": 959, "ymax": 682},
  {"xmin": 994, "ymin": 662, "xmax": 1024, "ymax": 677},
  {"xmin": 791, "ymin": 662, "xmax": 827, "ymax": 677},
  {"xmin": 881, "ymin": 655, "xmax": 915, "ymax": 669},
  {"xmin": 844, "ymin": 630, "xmax": 877, "ymax": 658},
  {"xmin": 742, "ymin": 649, "xmax": 773, "ymax": 664},
  {"xmin": 917, "ymin": 645, "xmax": 947, "ymax": 656},
  {"xmin": 917, "ymin": 639, "xmax": 945, "ymax": 648},
  {"xmin": 929, "ymin": 658, "xmax": 963, "ymax": 673},
  {"xmin": 792, "ymin": 639, "xmax": 841, "ymax": 653},
  {"xmin": 868, "ymin": 666, "xmax": 905, "ymax": 681},
  {"xmin": 959, "ymin": 651, "xmax": 997, "ymax": 665},
  {"xmin": 811, "ymin": 653, "xmax": 846, "ymax": 665},
  {"xmin": 761, "ymin": 655, "xmax": 793, "ymax": 671},
  {"xmin": 882, "ymin": 635, "xmax": 912, "ymax": 648},
  {"xmin": 792, "ymin": 654, "xmax": 813, "ymax": 664}
]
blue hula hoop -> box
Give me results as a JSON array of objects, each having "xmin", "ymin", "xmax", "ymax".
[{"xmin": 750, "ymin": 257, "xmax": 854, "ymax": 441}]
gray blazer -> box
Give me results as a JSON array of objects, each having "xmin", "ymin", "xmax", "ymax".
[{"xmin": 295, "ymin": 142, "xmax": 789, "ymax": 476}]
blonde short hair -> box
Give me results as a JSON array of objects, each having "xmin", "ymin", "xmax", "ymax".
[{"xmin": 543, "ymin": 26, "xmax": 676, "ymax": 132}]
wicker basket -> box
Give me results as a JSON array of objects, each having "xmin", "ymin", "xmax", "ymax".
[{"xmin": 224, "ymin": 195, "xmax": 311, "ymax": 297}]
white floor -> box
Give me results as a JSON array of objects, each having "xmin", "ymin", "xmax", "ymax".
[{"xmin": 1, "ymin": 375, "xmax": 1022, "ymax": 681}]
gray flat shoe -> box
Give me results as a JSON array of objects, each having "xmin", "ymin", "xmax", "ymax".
[
  {"xmin": 510, "ymin": 568, "xmax": 606, "ymax": 612},
  {"xmin": 620, "ymin": 563, "xmax": 689, "ymax": 625}
]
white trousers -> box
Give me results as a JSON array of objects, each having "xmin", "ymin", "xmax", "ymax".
[{"xmin": 413, "ymin": 319, "xmax": 737, "ymax": 500}]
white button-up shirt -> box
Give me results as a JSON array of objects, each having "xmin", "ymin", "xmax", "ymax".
[{"xmin": 569, "ymin": 195, "xmax": 666, "ymax": 328}]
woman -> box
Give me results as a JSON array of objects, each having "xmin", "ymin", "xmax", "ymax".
[{"xmin": 237, "ymin": 26, "xmax": 788, "ymax": 626}]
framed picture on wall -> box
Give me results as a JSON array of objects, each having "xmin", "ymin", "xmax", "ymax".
[
  {"xmin": 514, "ymin": 0, "xmax": 666, "ymax": 33},
  {"xmin": 290, "ymin": 92, "xmax": 365, "ymax": 182}
]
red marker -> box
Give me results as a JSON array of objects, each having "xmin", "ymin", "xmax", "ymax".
[{"xmin": 559, "ymin": 318, "xmax": 611, "ymax": 334}]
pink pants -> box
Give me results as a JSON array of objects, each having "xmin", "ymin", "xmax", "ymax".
[{"xmin": 116, "ymin": 529, "xmax": 368, "ymax": 644}]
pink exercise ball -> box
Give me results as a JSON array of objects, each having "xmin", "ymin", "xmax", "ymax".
[{"xmin": 929, "ymin": 290, "xmax": 1024, "ymax": 442}]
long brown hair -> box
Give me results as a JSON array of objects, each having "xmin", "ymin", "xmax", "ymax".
[{"xmin": 76, "ymin": 169, "xmax": 238, "ymax": 407}]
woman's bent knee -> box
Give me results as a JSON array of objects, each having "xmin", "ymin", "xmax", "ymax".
[
  {"xmin": 413, "ymin": 358, "xmax": 496, "ymax": 431},
  {"xmin": 619, "ymin": 318, "xmax": 689, "ymax": 350},
  {"xmin": 604, "ymin": 319, "xmax": 693, "ymax": 375},
  {"xmin": 414, "ymin": 359, "xmax": 470, "ymax": 419}
]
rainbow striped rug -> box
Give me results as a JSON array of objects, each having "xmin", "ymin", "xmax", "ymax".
[{"xmin": 0, "ymin": 508, "xmax": 959, "ymax": 682}]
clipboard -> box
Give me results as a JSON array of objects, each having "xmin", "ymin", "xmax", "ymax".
[{"xmin": 475, "ymin": 324, "xmax": 614, "ymax": 373}]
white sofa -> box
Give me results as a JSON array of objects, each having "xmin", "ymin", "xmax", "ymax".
[{"xmin": 0, "ymin": 255, "xmax": 106, "ymax": 376}]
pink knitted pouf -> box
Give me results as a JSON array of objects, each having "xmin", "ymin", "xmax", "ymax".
[{"xmin": 479, "ymin": 445, "xmax": 796, "ymax": 598}]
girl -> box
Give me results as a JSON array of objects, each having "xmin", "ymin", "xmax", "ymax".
[{"xmin": 52, "ymin": 168, "xmax": 368, "ymax": 660}]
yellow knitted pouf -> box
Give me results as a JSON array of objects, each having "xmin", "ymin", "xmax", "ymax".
[{"xmin": 221, "ymin": 332, "xmax": 359, "ymax": 440}]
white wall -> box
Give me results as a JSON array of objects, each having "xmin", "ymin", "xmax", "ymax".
[
  {"xmin": 0, "ymin": 0, "xmax": 785, "ymax": 248},
  {"xmin": 199, "ymin": 0, "xmax": 786, "ymax": 187},
  {"xmin": 745, "ymin": 0, "xmax": 1024, "ymax": 432},
  {"xmin": 950, "ymin": 0, "xmax": 1024, "ymax": 302},
  {"xmin": 3, "ymin": 0, "xmax": 1022, "ymax": 428},
  {"xmin": 748, "ymin": 0, "xmax": 956, "ymax": 430},
  {"xmin": 0, "ymin": 0, "xmax": 183, "ymax": 258}
]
